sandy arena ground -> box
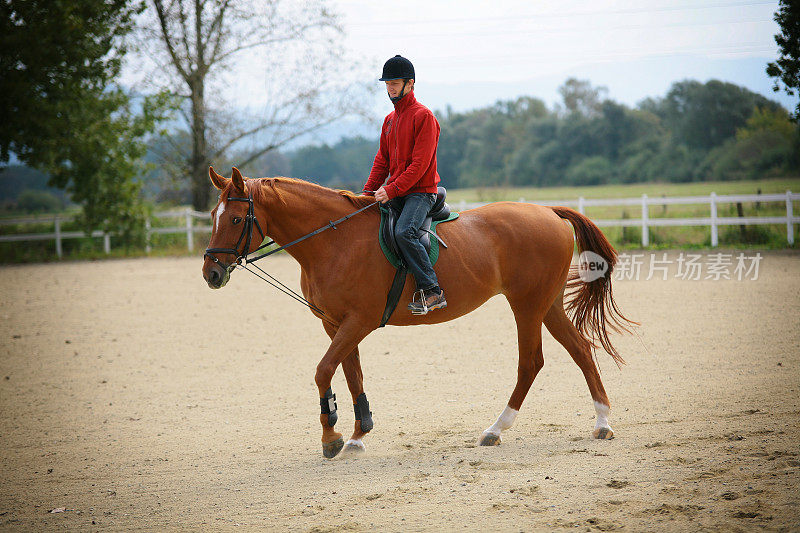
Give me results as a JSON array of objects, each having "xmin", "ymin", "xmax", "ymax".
[{"xmin": 1, "ymin": 251, "xmax": 798, "ymax": 531}]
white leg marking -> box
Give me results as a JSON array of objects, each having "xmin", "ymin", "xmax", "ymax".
[
  {"xmin": 483, "ymin": 405, "xmax": 519, "ymax": 437},
  {"xmin": 344, "ymin": 438, "xmax": 365, "ymax": 450},
  {"xmin": 214, "ymin": 200, "xmax": 226, "ymax": 230},
  {"xmin": 593, "ymin": 401, "xmax": 610, "ymax": 429},
  {"xmin": 593, "ymin": 401, "xmax": 614, "ymax": 439}
]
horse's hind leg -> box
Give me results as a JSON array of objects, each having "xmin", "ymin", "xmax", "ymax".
[
  {"xmin": 323, "ymin": 322, "xmax": 373, "ymax": 454},
  {"xmin": 340, "ymin": 349, "xmax": 374, "ymax": 452},
  {"xmin": 544, "ymin": 289, "xmax": 614, "ymax": 439},
  {"xmin": 479, "ymin": 306, "xmax": 544, "ymax": 446},
  {"xmin": 313, "ymin": 319, "xmax": 371, "ymax": 458}
]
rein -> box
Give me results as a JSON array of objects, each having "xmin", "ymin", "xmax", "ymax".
[
  {"xmin": 245, "ymin": 200, "xmax": 378, "ymax": 264},
  {"xmin": 204, "ymin": 193, "xmax": 378, "ymax": 324}
]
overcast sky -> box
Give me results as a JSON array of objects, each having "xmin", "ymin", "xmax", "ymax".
[{"xmin": 338, "ymin": 0, "xmax": 778, "ymax": 84}]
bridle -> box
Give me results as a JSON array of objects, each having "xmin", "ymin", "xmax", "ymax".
[
  {"xmin": 204, "ymin": 190, "xmax": 378, "ymax": 323},
  {"xmin": 204, "ymin": 194, "xmax": 265, "ymax": 273}
]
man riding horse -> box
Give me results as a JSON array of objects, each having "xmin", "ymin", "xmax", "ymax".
[
  {"xmin": 202, "ymin": 60, "xmax": 636, "ymax": 459},
  {"xmin": 363, "ymin": 55, "xmax": 447, "ymax": 315}
]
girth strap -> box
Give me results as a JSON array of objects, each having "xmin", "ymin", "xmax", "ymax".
[{"xmin": 380, "ymin": 266, "xmax": 408, "ymax": 327}]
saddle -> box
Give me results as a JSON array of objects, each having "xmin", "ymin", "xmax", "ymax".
[
  {"xmin": 378, "ymin": 186, "xmax": 458, "ymax": 327},
  {"xmin": 380, "ymin": 187, "xmax": 452, "ymax": 265}
]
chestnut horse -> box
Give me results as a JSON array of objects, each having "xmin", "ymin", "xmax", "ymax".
[{"xmin": 202, "ymin": 167, "xmax": 635, "ymax": 458}]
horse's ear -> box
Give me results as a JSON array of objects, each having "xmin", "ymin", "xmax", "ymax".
[
  {"xmin": 231, "ymin": 167, "xmax": 246, "ymax": 194},
  {"xmin": 209, "ymin": 166, "xmax": 229, "ymax": 190}
]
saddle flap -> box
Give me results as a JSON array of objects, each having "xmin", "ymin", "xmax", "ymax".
[{"xmin": 380, "ymin": 205, "xmax": 403, "ymax": 262}]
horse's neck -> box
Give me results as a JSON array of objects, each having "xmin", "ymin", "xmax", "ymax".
[{"xmin": 257, "ymin": 180, "xmax": 369, "ymax": 266}]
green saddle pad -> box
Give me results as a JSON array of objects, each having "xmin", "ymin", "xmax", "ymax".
[{"xmin": 379, "ymin": 209, "xmax": 459, "ymax": 269}]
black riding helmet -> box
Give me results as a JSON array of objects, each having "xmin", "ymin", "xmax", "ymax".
[
  {"xmin": 379, "ymin": 55, "xmax": 415, "ymax": 81},
  {"xmin": 380, "ymin": 55, "xmax": 414, "ymax": 103}
]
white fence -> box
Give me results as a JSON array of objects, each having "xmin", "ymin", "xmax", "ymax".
[
  {"xmin": 458, "ymin": 190, "xmax": 798, "ymax": 247},
  {"xmin": 0, "ymin": 190, "xmax": 797, "ymax": 257},
  {"xmin": 0, "ymin": 209, "xmax": 210, "ymax": 258}
]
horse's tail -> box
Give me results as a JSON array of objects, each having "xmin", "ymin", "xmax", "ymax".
[{"xmin": 551, "ymin": 206, "xmax": 638, "ymax": 367}]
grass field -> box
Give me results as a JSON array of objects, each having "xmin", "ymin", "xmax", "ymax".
[{"xmin": 444, "ymin": 177, "xmax": 800, "ymax": 203}]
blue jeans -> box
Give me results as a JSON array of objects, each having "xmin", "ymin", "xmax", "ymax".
[{"xmin": 388, "ymin": 192, "xmax": 439, "ymax": 290}]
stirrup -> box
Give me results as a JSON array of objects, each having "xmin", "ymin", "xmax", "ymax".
[{"xmin": 409, "ymin": 289, "xmax": 429, "ymax": 315}]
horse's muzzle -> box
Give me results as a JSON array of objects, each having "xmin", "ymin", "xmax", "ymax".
[{"xmin": 203, "ymin": 262, "xmax": 230, "ymax": 289}]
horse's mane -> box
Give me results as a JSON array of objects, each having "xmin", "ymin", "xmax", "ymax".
[{"xmin": 251, "ymin": 176, "xmax": 375, "ymax": 208}]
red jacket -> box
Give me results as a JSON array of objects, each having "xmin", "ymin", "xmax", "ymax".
[{"xmin": 364, "ymin": 92, "xmax": 441, "ymax": 200}]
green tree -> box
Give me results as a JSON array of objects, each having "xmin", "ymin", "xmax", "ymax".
[
  {"xmin": 0, "ymin": 0, "xmax": 172, "ymax": 243},
  {"xmin": 565, "ymin": 156, "xmax": 613, "ymax": 186},
  {"xmin": 286, "ymin": 136, "xmax": 374, "ymax": 190},
  {"xmin": 459, "ymin": 113, "xmax": 509, "ymax": 187},
  {"xmin": 436, "ymin": 106, "xmax": 482, "ymax": 189},
  {"xmin": 291, "ymin": 144, "xmax": 340, "ymax": 184},
  {"xmin": 506, "ymin": 116, "xmax": 559, "ymax": 186},
  {"xmin": 658, "ymin": 80, "xmax": 779, "ymax": 150},
  {"xmin": 330, "ymin": 136, "xmax": 377, "ymax": 190},
  {"xmin": 736, "ymin": 106, "xmax": 797, "ymax": 141},
  {"xmin": 700, "ymin": 106, "xmax": 800, "ymax": 180},
  {"xmin": 766, "ymin": 0, "xmax": 800, "ymax": 120},
  {"xmin": 558, "ymin": 78, "xmax": 608, "ymax": 118}
]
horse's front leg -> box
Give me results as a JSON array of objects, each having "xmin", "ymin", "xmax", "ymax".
[{"xmin": 316, "ymin": 319, "xmax": 371, "ymax": 458}]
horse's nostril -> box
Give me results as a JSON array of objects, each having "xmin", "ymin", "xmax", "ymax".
[{"xmin": 209, "ymin": 269, "xmax": 220, "ymax": 283}]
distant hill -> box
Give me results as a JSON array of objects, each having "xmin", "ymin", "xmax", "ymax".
[{"xmin": 0, "ymin": 165, "xmax": 66, "ymax": 202}]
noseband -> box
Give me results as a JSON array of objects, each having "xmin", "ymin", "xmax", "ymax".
[{"xmin": 204, "ymin": 195, "xmax": 265, "ymax": 271}]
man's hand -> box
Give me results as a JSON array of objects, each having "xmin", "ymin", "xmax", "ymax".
[{"xmin": 374, "ymin": 186, "xmax": 390, "ymax": 204}]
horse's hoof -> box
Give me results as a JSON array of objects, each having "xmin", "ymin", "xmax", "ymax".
[
  {"xmin": 478, "ymin": 432, "xmax": 501, "ymax": 446},
  {"xmin": 593, "ymin": 426, "xmax": 615, "ymax": 440},
  {"xmin": 322, "ymin": 437, "xmax": 345, "ymax": 458},
  {"xmin": 341, "ymin": 439, "xmax": 366, "ymax": 455}
]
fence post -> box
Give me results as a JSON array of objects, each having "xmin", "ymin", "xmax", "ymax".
[
  {"xmin": 186, "ymin": 208, "xmax": 193, "ymax": 252},
  {"xmin": 641, "ymin": 194, "xmax": 649, "ymax": 247},
  {"xmin": 787, "ymin": 190, "xmax": 795, "ymax": 246},
  {"xmin": 578, "ymin": 196, "xmax": 585, "ymax": 215},
  {"xmin": 54, "ymin": 216, "xmax": 63, "ymax": 258},
  {"xmin": 145, "ymin": 217, "xmax": 152, "ymax": 254},
  {"xmin": 103, "ymin": 233, "xmax": 110, "ymax": 254},
  {"xmin": 710, "ymin": 192, "xmax": 718, "ymax": 247}
]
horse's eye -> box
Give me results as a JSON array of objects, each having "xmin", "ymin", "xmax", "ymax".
[{"xmin": 232, "ymin": 216, "xmax": 243, "ymax": 225}]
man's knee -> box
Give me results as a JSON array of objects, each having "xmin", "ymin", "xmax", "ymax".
[{"xmin": 396, "ymin": 223, "xmax": 420, "ymax": 244}]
